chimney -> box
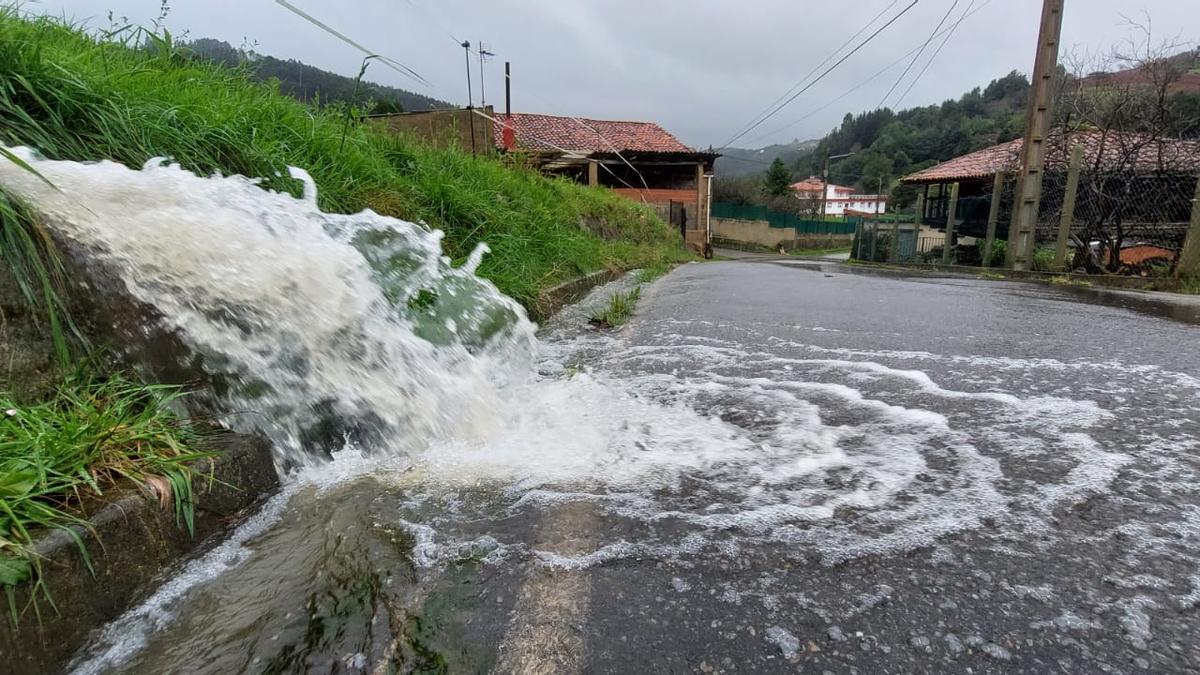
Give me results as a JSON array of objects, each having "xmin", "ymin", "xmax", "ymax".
[{"xmin": 501, "ymin": 61, "xmax": 516, "ymax": 150}]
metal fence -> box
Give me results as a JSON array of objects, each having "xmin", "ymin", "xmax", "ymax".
[
  {"xmin": 853, "ymin": 149, "xmax": 1200, "ymax": 277},
  {"xmin": 711, "ymin": 202, "xmax": 860, "ymax": 235}
]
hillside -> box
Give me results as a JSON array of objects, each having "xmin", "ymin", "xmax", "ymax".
[
  {"xmin": 183, "ymin": 38, "xmax": 450, "ymax": 113},
  {"xmin": 0, "ymin": 14, "xmax": 686, "ymax": 310},
  {"xmin": 1083, "ymin": 48, "xmax": 1200, "ymax": 95},
  {"xmin": 798, "ymin": 70, "xmax": 1032, "ymax": 197},
  {"xmin": 715, "ymin": 139, "xmax": 818, "ymax": 177}
]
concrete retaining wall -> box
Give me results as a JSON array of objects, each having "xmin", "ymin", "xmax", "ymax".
[
  {"xmin": 0, "ymin": 245, "xmax": 279, "ymax": 672},
  {"xmin": 712, "ymin": 217, "xmax": 853, "ymax": 251}
]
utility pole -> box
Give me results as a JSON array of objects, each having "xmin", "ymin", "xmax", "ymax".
[
  {"xmin": 461, "ymin": 41, "xmax": 473, "ymax": 108},
  {"xmin": 1006, "ymin": 0, "xmax": 1066, "ymax": 270},
  {"xmin": 478, "ymin": 43, "xmax": 494, "ymax": 107},
  {"xmin": 821, "ymin": 152, "xmax": 855, "ymax": 219}
]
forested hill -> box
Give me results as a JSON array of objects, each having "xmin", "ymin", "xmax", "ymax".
[
  {"xmin": 795, "ymin": 70, "xmax": 1032, "ymax": 195},
  {"xmin": 182, "ymin": 38, "xmax": 450, "ymax": 113}
]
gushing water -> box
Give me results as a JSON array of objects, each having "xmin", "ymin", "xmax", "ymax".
[
  {"xmin": 5, "ymin": 151, "xmax": 1200, "ymax": 672},
  {"xmin": 0, "ymin": 148, "xmax": 536, "ymax": 469}
]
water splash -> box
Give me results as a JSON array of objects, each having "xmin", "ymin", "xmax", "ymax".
[{"xmin": 0, "ymin": 148, "xmax": 537, "ymax": 469}]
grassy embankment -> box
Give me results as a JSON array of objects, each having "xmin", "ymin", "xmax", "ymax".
[
  {"xmin": 0, "ymin": 11, "xmax": 690, "ymax": 308},
  {"xmin": 0, "ymin": 10, "xmax": 687, "ymax": 603}
]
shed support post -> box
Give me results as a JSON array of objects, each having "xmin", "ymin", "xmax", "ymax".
[
  {"xmin": 1053, "ymin": 144, "xmax": 1084, "ymax": 272},
  {"xmin": 914, "ymin": 192, "xmax": 926, "ymax": 259},
  {"xmin": 587, "ymin": 160, "xmax": 599, "ymax": 187},
  {"xmin": 942, "ymin": 182, "xmax": 960, "ymax": 266},
  {"xmin": 1175, "ymin": 176, "xmax": 1200, "ymax": 279},
  {"xmin": 982, "ymin": 172, "xmax": 1005, "ymax": 268}
]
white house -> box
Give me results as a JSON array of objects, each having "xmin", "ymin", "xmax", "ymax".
[{"xmin": 791, "ymin": 176, "xmax": 887, "ymax": 216}]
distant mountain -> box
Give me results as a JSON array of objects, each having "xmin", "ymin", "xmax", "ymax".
[
  {"xmin": 715, "ymin": 139, "xmax": 819, "ymax": 177},
  {"xmin": 182, "ymin": 38, "xmax": 450, "ymax": 113}
]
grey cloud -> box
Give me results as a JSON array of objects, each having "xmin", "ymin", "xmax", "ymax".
[{"xmin": 26, "ymin": 0, "xmax": 1200, "ymax": 148}]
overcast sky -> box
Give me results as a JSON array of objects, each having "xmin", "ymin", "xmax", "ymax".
[{"xmin": 26, "ymin": 0, "xmax": 1199, "ymax": 149}]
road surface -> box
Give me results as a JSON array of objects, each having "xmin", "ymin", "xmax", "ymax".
[{"xmin": 77, "ymin": 260, "xmax": 1200, "ymax": 674}]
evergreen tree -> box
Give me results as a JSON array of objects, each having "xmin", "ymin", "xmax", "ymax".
[{"xmin": 762, "ymin": 158, "xmax": 794, "ymax": 197}]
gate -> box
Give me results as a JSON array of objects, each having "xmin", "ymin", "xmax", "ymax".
[{"xmin": 669, "ymin": 200, "xmax": 688, "ymax": 240}]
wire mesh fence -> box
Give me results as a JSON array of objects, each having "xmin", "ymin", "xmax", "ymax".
[{"xmin": 853, "ymin": 132, "xmax": 1200, "ymax": 277}]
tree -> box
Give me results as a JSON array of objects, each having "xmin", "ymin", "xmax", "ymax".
[
  {"xmin": 1055, "ymin": 25, "xmax": 1200, "ymax": 273},
  {"xmin": 860, "ymin": 152, "xmax": 894, "ymax": 193},
  {"xmin": 370, "ymin": 99, "xmax": 405, "ymax": 115},
  {"xmin": 762, "ymin": 158, "xmax": 794, "ymax": 197}
]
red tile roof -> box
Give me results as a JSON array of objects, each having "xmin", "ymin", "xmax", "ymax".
[
  {"xmin": 791, "ymin": 177, "xmax": 855, "ymax": 194},
  {"xmin": 902, "ymin": 130, "xmax": 1200, "ymax": 183},
  {"xmin": 790, "ymin": 177, "xmax": 826, "ymax": 192},
  {"xmin": 493, "ymin": 113, "xmax": 695, "ymax": 154}
]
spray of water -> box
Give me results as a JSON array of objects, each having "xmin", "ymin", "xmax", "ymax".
[
  {"xmin": 0, "ymin": 148, "xmax": 536, "ymax": 469},
  {"xmin": 5, "ymin": 150, "xmax": 1176, "ymax": 673}
]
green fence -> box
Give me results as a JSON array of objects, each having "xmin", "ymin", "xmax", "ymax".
[{"xmin": 711, "ymin": 202, "xmax": 860, "ymax": 235}]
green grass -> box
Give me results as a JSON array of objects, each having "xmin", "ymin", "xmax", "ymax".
[
  {"xmin": 1030, "ymin": 247, "xmax": 1057, "ymax": 273},
  {"xmin": 637, "ymin": 261, "xmax": 673, "ymax": 283},
  {"xmin": 1178, "ymin": 275, "xmax": 1200, "ymax": 295},
  {"xmin": 0, "ymin": 10, "xmax": 689, "ymax": 309},
  {"xmin": 0, "ymin": 372, "xmax": 209, "ymax": 613},
  {"xmin": 589, "ymin": 287, "xmax": 641, "ymax": 328}
]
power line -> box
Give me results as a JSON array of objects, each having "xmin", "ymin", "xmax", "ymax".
[
  {"xmin": 723, "ymin": 0, "xmax": 901, "ymax": 148},
  {"xmin": 743, "ymin": 0, "xmax": 993, "ymax": 146},
  {"xmin": 877, "ymin": 0, "xmax": 959, "ymax": 109},
  {"xmin": 273, "ymin": 0, "xmax": 430, "ymax": 86},
  {"xmin": 719, "ymin": 0, "xmax": 920, "ymax": 150},
  {"xmin": 893, "ymin": 0, "xmax": 977, "ymax": 108}
]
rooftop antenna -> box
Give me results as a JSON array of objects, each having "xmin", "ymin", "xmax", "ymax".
[{"xmin": 478, "ymin": 43, "xmax": 495, "ymax": 107}]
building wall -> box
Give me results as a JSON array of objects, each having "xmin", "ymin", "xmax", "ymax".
[
  {"xmin": 370, "ymin": 107, "xmax": 494, "ymax": 155},
  {"xmin": 615, "ymin": 180, "xmax": 709, "ymax": 255}
]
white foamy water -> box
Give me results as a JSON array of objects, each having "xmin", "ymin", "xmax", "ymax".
[
  {"xmin": 6, "ymin": 151, "xmax": 1196, "ymax": 671},
  {"xmin": 0, "ymin": 148, "xmax": 536, "ymax": 468}
]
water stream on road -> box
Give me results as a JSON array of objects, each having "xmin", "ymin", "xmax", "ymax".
[{"xmin": 3, "ymin": 152, "xmax": 1199, "ymax": 672}]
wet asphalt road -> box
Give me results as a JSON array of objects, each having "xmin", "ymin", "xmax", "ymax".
[
  {"xmin": 507, "ymin": 260, "xmax": 1200, "ymax": 673},
  {"xmin": 88, "ymin": 259, "xmax": 1200, "ymax": 674}
]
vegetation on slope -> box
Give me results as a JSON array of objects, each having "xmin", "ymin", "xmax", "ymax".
[
  {"xmin": 0, "ymin": 373, "xmax": 207, "ymax": 605},
  {"xmin": 0, "ymin": 11, "xmax": 688, "ymax": 308}
]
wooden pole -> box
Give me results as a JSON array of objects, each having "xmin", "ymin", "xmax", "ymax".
[
  {"xmin": 1174, "ymin": 176, "xmax": 1200, "ymax": 278},
  {"xmin": 889, "ymin": 219, "xmax": 901, "ymax": 262},
  {"xmin": 914, "ymin": 191, "xmax": 926, "ymax": 258},
  {"xmin": 1053, "ymin": 143, "xmax": 1084, "ymax": 271},
  {"xmin": 982, "ymin": 172, "xmax": 1005, "ymax": 267},
  {"xmin": 942, "ymin": 182, "xmax": 960, "ymax": 266},
  {"xmin": 1007, "ymin": 0, "xmax": 1066, "ymax": 270}
]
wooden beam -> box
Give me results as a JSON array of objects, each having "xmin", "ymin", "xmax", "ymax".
[
  {"xmin": 1053, "ymin": 143, "xmax": 1084, "ymax": 271},
  {"xmin": 982, "ymin": 172, "xmax": 1005, "ymax": 268},
  {"xmin": 942, "ymin": 182, "xmax": 960, "ymax": 265}
]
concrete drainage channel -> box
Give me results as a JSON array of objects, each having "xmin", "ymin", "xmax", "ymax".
[
  {"xmin": 0, "ymin": 434, "xmax": 278, "ymax": 673},
  {"xmin": 0, "ymin": 263, "xmax": 644, "ymax": 672}
]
